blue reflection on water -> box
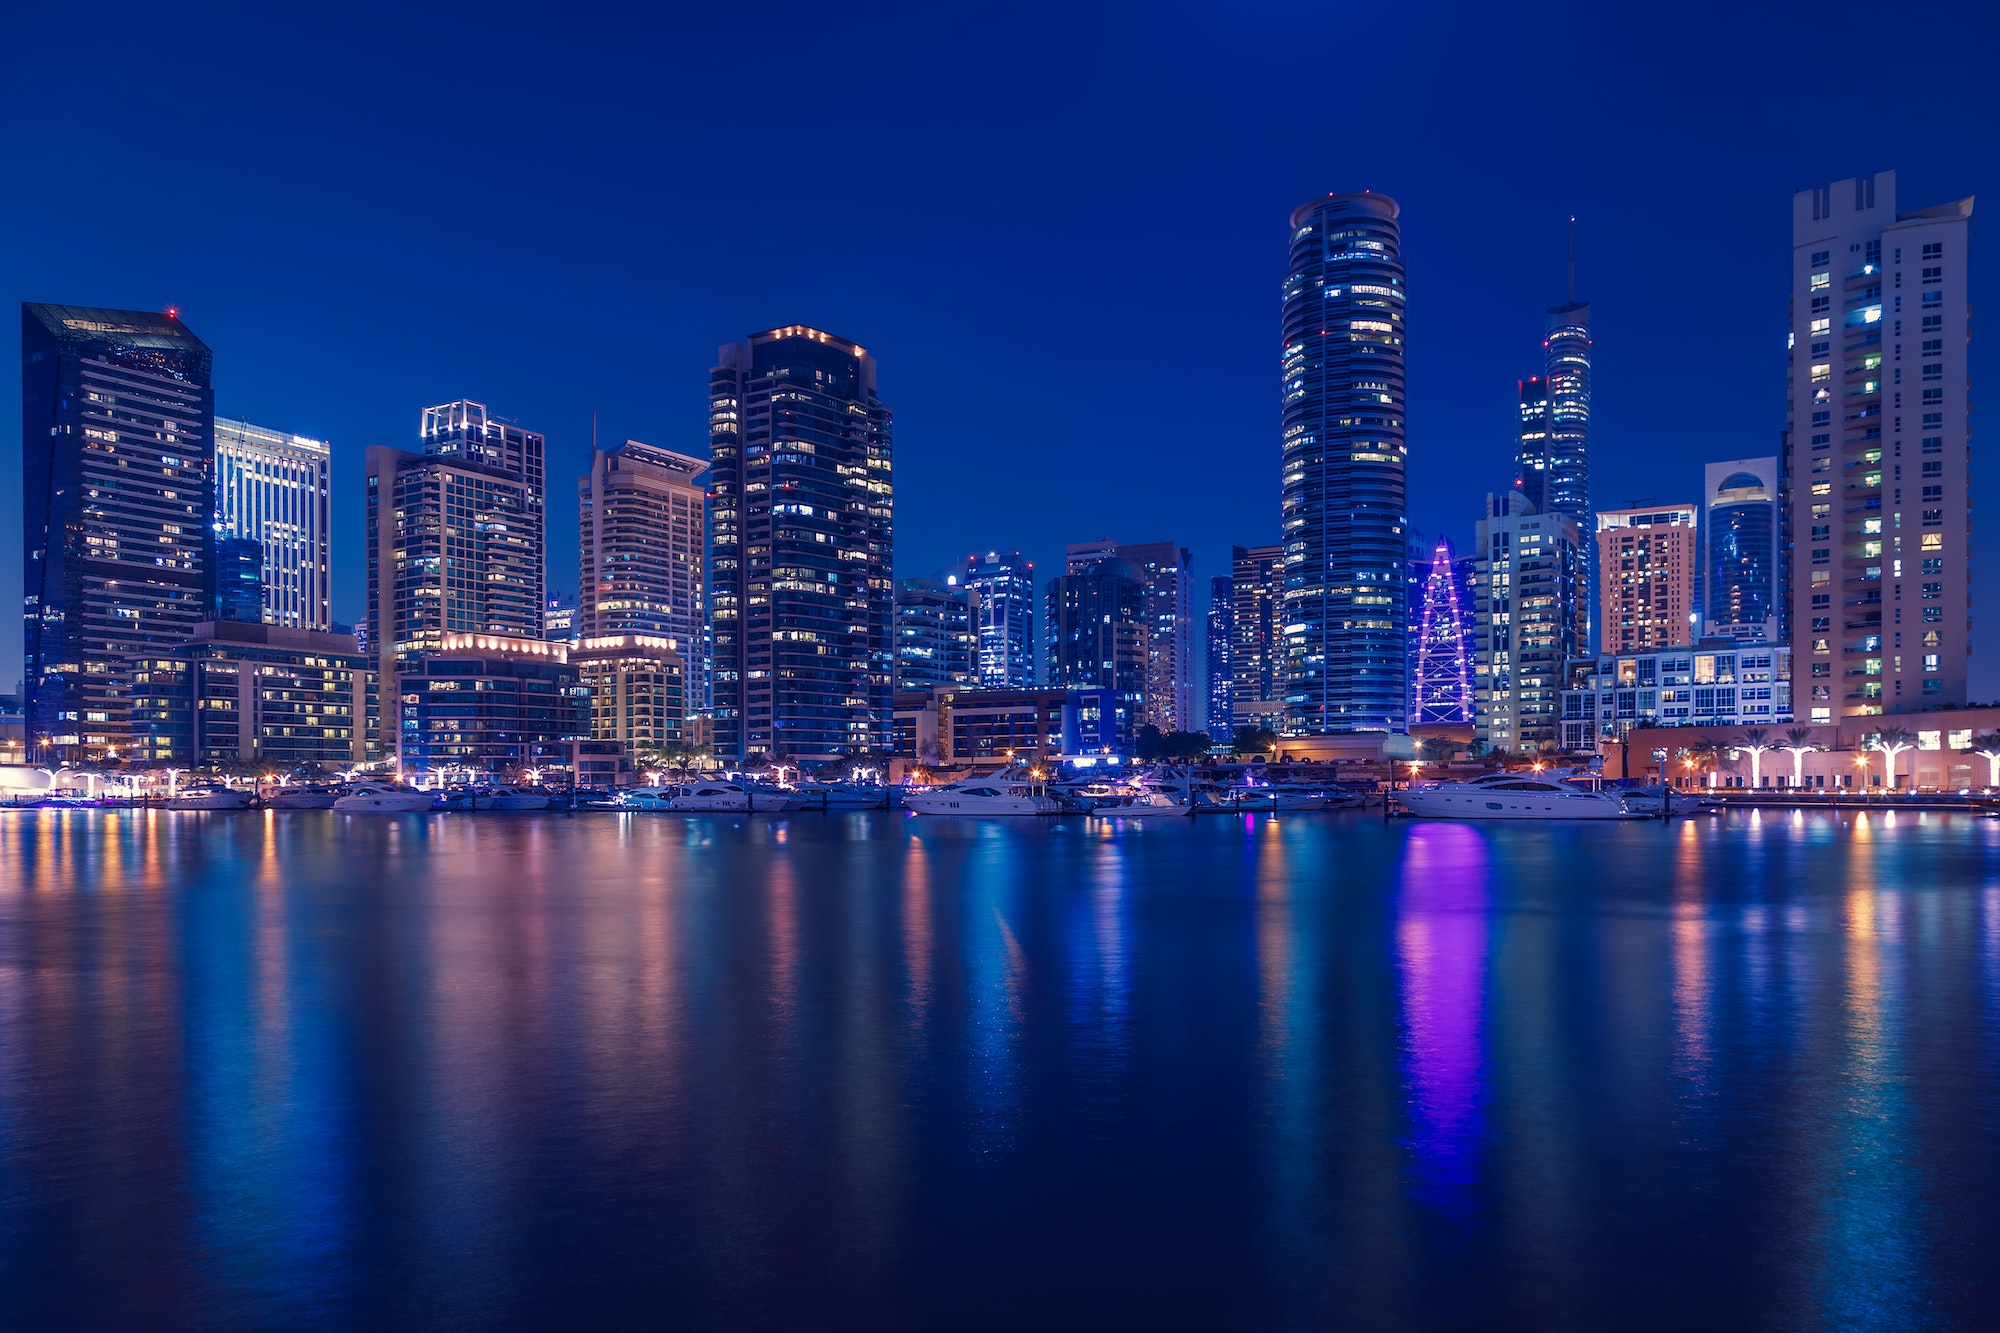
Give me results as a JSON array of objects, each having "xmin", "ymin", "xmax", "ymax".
[
  {"xmin": 1395, "ymin": 822, "xmax": 1489, "ymax": 1229},
  {"xmin": 1, "ymin": 808, "xmax": 1999, "ymax": 1329}
]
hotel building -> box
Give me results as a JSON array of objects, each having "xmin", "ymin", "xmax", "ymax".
[{"xmin": 213, "ymin": 418, "xmax": 332, "ymax": 630}]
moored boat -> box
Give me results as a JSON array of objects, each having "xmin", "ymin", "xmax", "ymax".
[
  {"xmin": 1397, "ymin": 771, "xmax": 1645, "ymax": 820},
  {"xmin": 333, "ymin": 783, "xmax": 438, "ymax": 814},
  {"xmin": 166, "ymin": 784, "xmax": 256, "ymax": 811},
  {"xmin": 903, "ymin": 779, "xmax": 1065, "ymax": 817}
]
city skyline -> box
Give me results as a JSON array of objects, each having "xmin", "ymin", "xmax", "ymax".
[{"xmin": 4, "ymin": 6, "xmax": 1994, "ymax": 704}]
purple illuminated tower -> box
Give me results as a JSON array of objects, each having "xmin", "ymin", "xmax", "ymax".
[{"xmin": 1412, "ymin": 537, "xmax": 1473, "ymax": 725}]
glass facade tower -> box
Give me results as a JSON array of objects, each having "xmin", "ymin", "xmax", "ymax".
[
  {"xmin": 21, "ymin": 303, "xmax": 216, "ymax": 758},
  {"xmin": 1702, "ymin": 458, "xmax": 1780, "ymax": 643},
  {"xmin": 708, "ymin": 326, "xmax": 894, "ymax": 764},
  {"xmin": 953, "ymin": 550, "xmax": 1036, "ymax": 687},
  {"xmin": 1280, "ymin": 192, "xmax": 1407, "ymax": 734},
  {"xmin": 212, "ymin": 418, "xmax": 332, "ymax": 630},
  {"xmin": 365, "ymin": 400, "xmax": 547, "ymax": 758}
]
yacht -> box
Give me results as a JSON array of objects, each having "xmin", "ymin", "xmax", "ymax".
[
  {"xmin": 1396, "ymin": 771, "xmax": 1645, "ymax": 821},
  {"xmin": 668, "ymin": 782, "xmax": 754, "ymax": 813},
  {"xmin": 333, "ymin": 783, "xmax": 438, "ymax": 814},
  {"xmin": 1089, "ymin": 788, "xmax": 1195, "ymax": 820},
  {"xmin": 903, "ymin": 779, "xmax": 1065, "ymax": 817},
  {"xmin": 787, "ymin": 780, "xmax": 894, "ymax": 810},
  {"xmin": 165, "ymin": 784, "xmax": 256, "ymax": 811},
  {"xmin": 615, "ymin": 787, "xmax": 679, "ymax": 812},
  {"xmin": 1617, "ymin": 785, "xmax": 1718, "ymax": 817},
  {"xmin": 266, "ymin": 784, "xmax": 339, "ymax": 810},
  {"xmin": 1220, "ymin": 783, "xmax": 1330, "ymax": 812},
  {"xmin": 488, "ymin": 787, "xmax": 553, "ymax": 811}
]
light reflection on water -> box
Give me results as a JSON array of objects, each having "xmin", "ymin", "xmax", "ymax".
[{"xmin": 0, "ymin": 808, "xmax": 1998, "ymax": 1329}]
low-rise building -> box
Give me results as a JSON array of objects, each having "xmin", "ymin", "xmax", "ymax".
[
  {"xmin": 892, "ymin": 686, "xmax": 1121, "ymax": 766},
  {"xmin": 572, "ymin": 634, "xmax": 687, "ymax": 750},
  {"xmin": 1559, "ymin": 640, "xmax": 1791, "ymax": 754},
  {"xmin": 397, "ymin": 633, "xmax": 586, "ymax": 778},
  {"xmin": 128, "ymin": 621, "xmax": 376, "ymax": 768}
]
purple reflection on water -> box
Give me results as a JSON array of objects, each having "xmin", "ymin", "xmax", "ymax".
[{"xmin": 1395, "ymin": 822, "xmax": 1490, "ymax": 1226}]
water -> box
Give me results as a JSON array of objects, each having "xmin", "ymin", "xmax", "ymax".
[{"xmin": 1, "ymin": 807, "xmax": 1997, "ymax": 1330}]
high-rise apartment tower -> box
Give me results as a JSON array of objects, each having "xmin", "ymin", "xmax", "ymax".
[
  {"xmin": 1596, "ymin": 504, "xmax": 1698, "ymax": 653},
  {"xmin": 1280, "ymin": 192, "xmax": 1407, "ymax": 733},
  {"xmin": 1789, "ymin": 172, "xmax": 1972, "ymax": 718},
  {"xmin": 708, "ymin": 326, "xmax": 893, "ymax": 763},
  {"xmin": 21, "ymin": 303, "xmax": 216, "ymax": 757},
  {"xmin": 365, "ymin": 401, "xmax": 547, "ymax": 753}
]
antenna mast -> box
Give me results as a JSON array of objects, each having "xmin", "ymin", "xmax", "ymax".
[{"xmin": 1567, "ymin": 216, "xmax": 1576, "ymax": 304}]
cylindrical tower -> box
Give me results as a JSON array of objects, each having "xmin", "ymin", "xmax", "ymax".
[{"xmin": 1280, "ymin": 191, "xmax": 1407, "ymax": 734}]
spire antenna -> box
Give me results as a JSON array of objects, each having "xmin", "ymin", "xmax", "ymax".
[{"xmin": 1567, "ymin": 216, "xmax": 1576, "ymax": 304}]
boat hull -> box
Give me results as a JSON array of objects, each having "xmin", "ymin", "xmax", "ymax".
[
  {"xmin": 333, "ymin": 794, "xmax": 437, "ymax": 814},
  {"xmin": 166, "ymin": 791, "xmax": 256, "ymax": 810},
  {"xmin": 266, "ymin": 791, "xmax": 338, "ymax": 810},
  {"xmin": 1398, "ymin": 789, "xmax": 1642, "ymax": 820}
]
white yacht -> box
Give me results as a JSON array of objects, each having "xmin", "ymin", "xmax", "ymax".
[
  {"xmin": 1222, "ymin": 784, "xmax": 1331, "ymax": 812},
  {"xmin": 788, "ymin": 781, "xmax": 894, "ymax": 809},
  {"xmin": 615, "ymin": 787, "xmax": 679, "ymax": 812},
  {"xmin": 165, "ymin": 785, "xmax": 256, "ymax": 811},
  {"xmin": 266, "ymin": 784, "xmax": 339, "ymax": 810},
  {"xmin": 1089, "ymin": 788, "xmax": 1195, "ymax": 820},
  {"xmin": 488, "ymin": 787, "xmax": 553, "ymax": 811},
  {"xmin": 333, "ymin": 783, "xmax": 438, "ymax": 814},
  {"xmin": 903, "ymin": 779, "xmax": 1065, "ymax": 817},
  {"xmin": 1396, "ymin": 771, "xmax": 1644, "ymax": 821},
  {"xmin": 668, "ymin": 782, "xmax": 753, "ymax": 813}
]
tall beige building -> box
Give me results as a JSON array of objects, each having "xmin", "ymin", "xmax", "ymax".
[
  {"xmin": 1790, "ymin": 172, "xmax": 1973, "ymax": 720},
  {"xmin": 578, "ymin": 439, "xmax": 707, "ymax": 709},
  {"xmin": 1596, "ymin": 504, "xmax": 1698, "ymax": 653}
]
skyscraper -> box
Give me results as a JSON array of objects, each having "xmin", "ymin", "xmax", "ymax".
[
  {"xmin": 1280, "ymin": 191, "xmax": 1407, "ymax": 734},
  {"xmin": 1474, "ymin": 492, "xmax": 1584, "ymax": 755},
  {"xmin": 365, "ymin": 400, "xmax": 547, "ymax": 753},
  {"xmin": 1596, "ymin": 504, "xmax": 1699, "ymax": 653},
  {"xmin": 895, "ymin": 576, "xmax": 974, "ymax": 688},
  {"xmin": 1065, "ymin": 538, "xmax": 1194, "ymax": 731},
  {"xmin": 212, "ymin": 418, "xmax": 332, "ymax": 630},
  {"xmin": 957, "ymin": 550, "xmax": 1036, "ymax": 687},
  {"xmin": 1045, "ymin": 557, "xmax": 1146, "ymax": 749},
  {"xmin": 1514, "ymin": 375, "xmax": 1551, "ymax": 513},
  {"xmin": 708, "ymin": 326, "xmax": 894, "ymax": 764},
  {"xmin": 1206, "ymin": 574, "xmax": 1233, "ymax": 740},
  {"xmin": 578, "ymin": 438, "xmax": 706, "ymax": 657},
  {"xmin": 1409, "ymin": 536, "xmax": 1476, "ymax": 726},
  {"xmin": 21, "ymin": 303, "xmax": 216, "ymax": 757},
  {"xmin": 1702, "ymin": 458, "xmax": 1780, "ymax": 642},
  {"xmin": 1229, "ymin": 543, "xmax": 1284, "ymax": 732},
  {"xmin": 1789, "ymin": 172, "xmax": 1972, "ymax": 718}
]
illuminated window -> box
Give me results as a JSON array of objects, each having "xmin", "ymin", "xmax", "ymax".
[{"xmin": 1810, "ymin": 272, "xmax": 1831, "ymax": 291}]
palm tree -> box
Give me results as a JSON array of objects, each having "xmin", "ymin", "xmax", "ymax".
[
  {"xmin": 1968, "ymin": 731, "xmax": 2000, "ymax": 791},
  {"xmin": 1782, "ymin": 726, "xmax": 1819, "ymax": 788},
  {"xmin": 1418, "ymin": 736, "xmax": 1456, "ymax": 765},
  {"xmin": 1869, "ymin": 725, "xmax": 1917, "ymax": 791},
  {"xmin": 1738, "ymin": 727, "xmax": 1772, "ymax": 789}
]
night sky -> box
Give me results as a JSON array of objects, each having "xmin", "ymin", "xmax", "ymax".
[{"xmin": 3, "ymin": 1, "xmax": 1995, "ymax": 695}]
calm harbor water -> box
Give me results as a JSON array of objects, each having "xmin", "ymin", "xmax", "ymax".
[{"xmin": 2, "ymin": 807, "xmax": 1998, "ymax": 1330}]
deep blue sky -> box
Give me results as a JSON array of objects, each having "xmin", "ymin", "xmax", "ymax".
[{"xmin": 4, "ymin": 1, "xmax": 1996, "ymax": 695}]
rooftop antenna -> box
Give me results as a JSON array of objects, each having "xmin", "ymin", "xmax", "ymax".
[{"xmin": 1567, "ymin": 216, "xmax": 1576, "ymax": 304}]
